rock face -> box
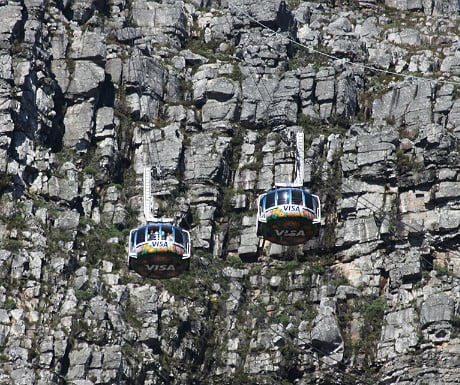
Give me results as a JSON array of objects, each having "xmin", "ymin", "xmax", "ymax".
[{"xmin": 1, "ymin": 0, "xmax": 460, "ymax": 384}]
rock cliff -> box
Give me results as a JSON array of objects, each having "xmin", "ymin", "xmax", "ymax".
[{"xmin": 1, "ymin": 0, "xmax": 460, "ymax": 384}]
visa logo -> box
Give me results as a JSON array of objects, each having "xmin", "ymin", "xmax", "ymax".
[
  {"xmin": 283, "ymin": 205, "xmax": 300, "ymax": 212},
  {"xmin": 146, "ymin": 264, "xmax": 176, "ymax": 271},
  {"xmin": 151, "ymin": 241, "xmax": 169, "ymax": 247},
  {"xmin": 275, "ymin": 229, "xmax": 305, "ymax": 237}
]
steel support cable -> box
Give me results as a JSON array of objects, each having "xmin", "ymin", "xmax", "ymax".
[
  {"xmin": 135, "ymin": 50, "xmax": 163, "ymax": 179},
  {"xmin": 233, "ymin": 58, "xmax": 302, "ymax": 179},
  {"xmin": 167, "ymin": 130, "xmax": 458, "ymax": 385},
  {"xmin": 187, "ymin": 178, "xmax": 460, "ymax": 385},
  {"xmin": 311, "ymin": 167, "xmax": 460, "ymax": 283},
  {"xmin": 133, "ymin": 53, "xmax": 157, "ymax": 221},
  {"xmin": 227, "ymin": 1, "xmax": 460, "ymax": 87}
]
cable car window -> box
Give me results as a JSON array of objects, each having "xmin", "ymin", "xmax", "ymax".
[
  {"xmin": 164, "ymin": 227, "xmax": 174, "ymax": 243},
  {"xmin": 175, "ymin": 229, "xmax": 184, "ymax": 244},
  {"xmin": 265, "ymin": 192, "xmax": 276, "ymax": 208},
  {"xmin": 277, "ymin": 190, "xmax": 290, "ymax": 205},
  {"xmin": 130, "ymin": 231, "xmax": 136, "ymax": 250},
  {"xmin": 137, "ymin": 228, "xmax": 145, "ymax": 244},
  {"xmin": 291, "ymin": 190, "xmax": 303, "ymax": 205},
  {"xmin": 312, "ymin": 196, "xmax": 319, "ymax": 212},
  {"xmin": 305, "ymin": 194, "xmax": 314, "ymax": 210},
  {"xmin": 148, "ymin": 226, "xmax": 160, "ymax": 240}
]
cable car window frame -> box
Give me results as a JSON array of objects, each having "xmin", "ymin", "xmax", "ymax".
[
  {"xmin": 291, "ymin": 189, "xmax": 304, "ymax": 205},
  {"xmin": 174, "ymin": 227, "xmax": 184, "ymax": 245},
  {"xmin": 305, "ymin": 193, "xmax": 314, "ymax": 212},
  {"xmin": 277, "ymin": 189, "xmax": 290, "ymax": 205},
  {"xmin": 259, "ymin": 194, "xmax": 265, "ymax": 211},
  {"xmin": 182, "ymin": 229, "xmax": 191, "ymax": 258},
  {"xmin": 129, "ymin": 229, "xmax": 136, "ymax": 254},
  {"xmin": 137, "ymin": 227, "xmax": 146, "ymax": 244},
  {"xmin": 147, "ymin": 225, "xmax": 161, "ymax": 241},
  {"xmin": 265, "ymin": 191, "xmax": 276, "ymax": 209}
]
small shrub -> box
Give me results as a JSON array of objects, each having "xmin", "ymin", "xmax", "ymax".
[
  {"xmin": 227, "ymin": 254, "xmax": 243, "ymax": 267},
  {"xmin": 4, "ymin": 298, "xmax": 17, "ymax": 310},
  {"xmin": 75, "ymin": 289, "xmax": 93, "ymax": 301}
]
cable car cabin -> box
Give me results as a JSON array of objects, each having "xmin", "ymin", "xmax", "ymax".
[
  {"xmin": 256, "ymin": 187, "xmax": 321, "ymax": 246},
  {"xmin": 128, "ymin": 223, "xmax": 191, "ymax": 279}
]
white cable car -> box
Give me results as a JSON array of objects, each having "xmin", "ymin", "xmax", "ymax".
[
  {"xmin": 128, "ymin": 223, "xmax": 191, "ymax": 279},
  {"xmin": 256, "ymin": 132, "xmax": 321, "ymax": 248},
  {"xmin": 256, "ymin": 187, "xmax": 321, "ymax": 245},
  {"xmin": 127, "ymin": 131, "xmax": 191, "ymax": 279}
]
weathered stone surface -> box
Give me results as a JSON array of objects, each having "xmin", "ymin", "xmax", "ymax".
[
  {"xmin": 131, "ymin": 0, "xmax": 187, "ymax": 47},
  {"xmin": 311, "ymin": 298, "xmax": 343, "ymax": 357},
  {"xmin": 63, "ymin": 101, "xmax": 94, "ymax": 150},
  {"xmin": 47, "ymin": 162, "xmax": 79, "ymax": 202},
  {"xmin": 70, "ymin": 30, "xmax": 106, "ymax": 60},
  {"xmin": 378, "ymin": 307, "xmax": 419, "ymax": 361},
  {"xmin": 1, "ymin": 1, "xmax": 460, "ymax": 385},
  {"xmin": 67, "ymin": 61, "xmax": 105, "ymax": 96}
]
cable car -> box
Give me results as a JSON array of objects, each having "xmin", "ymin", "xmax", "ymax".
[
  {"xmin": 127, "ymin": 127, "xmax": 192, "ymax": 279},
  {"xmin": 256, "ymin": 187, "xmax": 321, "ymax": 246},
  {"xmin": 128, "ymin": 223, "xmax": 191, "ymax": 279}
]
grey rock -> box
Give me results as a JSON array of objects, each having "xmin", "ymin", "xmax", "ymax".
[
  {"xmin": 387, "ymin": 28, "xmax": 421, "ymax": 46},
  {"xmin": 311, "ymin": 298, "xmax": 343, "ymax": 354},
  {"xmin": 67, "ymin": 60, "xmax": 105, "ymax": 96},
  {"xmin": 66, "ymin": 0, "xmax": 97, "ymax": 24},
  {"xmin": 202, "ymin": 98, "xmax": 239, "ymax": 124},
  {"xmin": 355, "ymin": 16, "xmax": 381, "ymax": 38},
  {"xmin": 95, "ymin": 107, "xmax": 115, "ymax": 138},
  {"xmin": 9, "ymin": 368, "xmax": 35, "ymax": 385},
  {"xmin": 50, "ymin": 28, "xmax": 69, "ymax": 61},
  {"xmin": 441, "ymin": 54, "xmax": 460, "ymax": 76},
  {"xmin": 336, "ymin": 216, "xmax": 380, "ymax": 247},
  {"xmin": 181, "ymin": 49, "xmax": 209, "ymax": 66},
  {"xmin": 378, "ymin": 307, "xmax": 419, "ymax": 360},
  {"xmin": 324, "ymin": 17, "xmax": 353, "ymax": 36},
  {"xmin": 206, "ymin": 77, "xmax": 239, "ymax": 102},
  {"xmin": 63, "ymin": 101, "xmax": 94, "ymax": 150},
  {"xmin": 47, "ymin": 162, "xmax": 79, "ymax": 202},
  {"xmin": 2, "ymin": 0, "xmax": 460, "ymax": 384},
  {"xmin": 54, "ymin": 210, "xmax": 80, "ymax": 230},
  {"xmin": 184, "ymin": 133, "xmax": 231, "ymax": 183},
  {"xmin": 372, "ymin": 80, "xmax": 433, "ymax": 127},
  {"xmin": 67, "ymin": 343, "xmax": 92, "ymax": 379},
  {"xmin": 69, "ymin": 30, "xmax": 106, "ymax": 60},
  {"xmin": 115, "ymin": 27, "xmax": 143, "ymax": 43},
  {"xmin": 105, "ymin": 57, "xmax": 123, "ymax": 85},
  {"xmin": 0, "ymin": 4, "xmax": 22, "ymax": 39},
  {"xmin": 131, "ymin": 0, "xmax": 187, "ymax": 47},
  {"xmin": 420, "ymin": 293, "xmax": 453, "ymax": 326}
]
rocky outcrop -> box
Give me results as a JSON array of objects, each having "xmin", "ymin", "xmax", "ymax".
[{"xmin": 2, "ymin": 0, "xmax": 460, "ymax": 384}]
